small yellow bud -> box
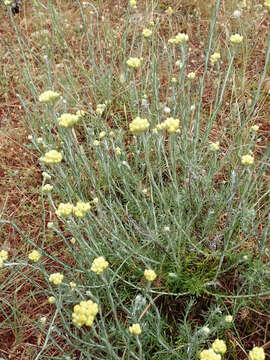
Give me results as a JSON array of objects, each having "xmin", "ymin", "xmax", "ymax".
[
  {"xmin": 166, "ymin": 6, "xmax": 173, "ymax": 15},
  {"xmin": 129, "ymin": 323, "xmax": 142, "ymax": 335},
  {"xmin": 48, "ymin": 296, "xmax": 56, "ymax": 304}
]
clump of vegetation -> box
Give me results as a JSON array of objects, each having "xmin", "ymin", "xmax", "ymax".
[{"xmin": 1, "ymin": 0, "xmax": 270, "ymax": 358}]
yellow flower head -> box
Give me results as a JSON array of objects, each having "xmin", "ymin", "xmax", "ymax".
[
  {"xmin": 166, "ymin": 6, "xmax": 173, "ymax": 15},
  {"xmin": 0, "ymin": 250, "xmax": 8, "ymax": 261},
  {"xmin": 129, "ymin": 117, "xmax": 149, "ymax": 134},
  {"xmin": 200, "ymin": 348, "xmax": 221, "ymax": 360},
  {"xmin": 48, "ymin": 296, "xmax": 56, "ymax": 304},
  {"xmin": 230, "ymin": 34, "xmax": 243, "ymax": 44},
  {"xmin": 225, "ymin": 315, "xmax": 233, "ymax": 323},
  {"xmin": 76, "ymin": 110, "xmax": 85, "ymax": 118},
  {"xmin": 58, "ymin": 113, "xmax": 79, "ymax": 128},
  {"xmin": 42, "ymin": 184, "xmax": 53, "ymax": 192},
  {"xmin": 209, "ymin": 142, "xmax": 220, "ymax": 151},
  {"xmin": 126, "ymin": 57, "xmax": 143, "ymax": 69},
  {"xmin": 210, "ymin": 52, "xmax": 221, "ymax": 65},
  {"xmin": 251, "ymin": 125, "xmax": 259, "ymax": 131},
  {"xmin": 93, "ymin": 140, "xmax": 100, "ymax": 146},
  {"xmin": 129, "ymin": 0, "xmax": 137, "ymax": 8},
  {"xmin": 241, "ymin": 0, "xmax": 247, "ymax": 8},
  {"xmin": 212, "ymin": 339, "xmax": 227, "ymax": 355},
  {"xmin": 175, "ymin": 60, "xmax": 183, "ymax": 68},
  {"xmin": 73, "ymin": 201, "xmax": 91, "ymax": 218},
  {"xmin": 70, "ymin": 281, "xmax": 77, "ymax": 291},
  {"xmin": 72, "ymin": 300, "xmax": 98, "ymax": 327},
  {"xmin": 39, "ymin": 90, "xmax": 60, "ymax": 105},
  {"xmin": 187, "ymin": 72, "xmax": 196, "ymax": 80},
  {"xmin": 115, "ymin": 147, "xmax": 121, "ymax": 155},
  {"xmin": 49, "ymin": 272, "xmax": 64, "ymax": 286},
  {"xmin": 91, "ymin": 256, "xmax": 109, "ymax": 275},
  {"xmin": 28, "ymin": 250, "xmax": 41, "ymax": 262},
  {"xmin": 175, "ymin": 33, "xmax": 189, "ymax": 43},
  {"xmin": 163, "ymin": 117, "xmax": 180, "ymax": 134},
  {"xmin": 249, "ymin": 347, "xmax": 265, "ymax": 360},
  {"xmin": 142, "ymin": 28, "xmax": 152, "ymax": 38},
  {"xmin": 0, "ymin": 258, "xmax": 3, "ymax": 268},
  {"xmin": 56, "ymin": 203, "xmax": 73, "ymax": 217},
  {"xmin": 99, "ymin": 131, "xmax": 106, "ymax": 139},
  {"xmin": 144, "ymin": 269, "xmax": 157, "ymax": 281},
  {"xmin": 42, "ymin": 150, "xmax": 62, "ymax": 164},
  {"xmin": 42, "ymin": 172, "xmax": 52, "ymax": 180},
  {"xmin": 241, "ymin": 154, "xmax": 254, "ymax": 166},
  {"xmin": 96, "ymin": 103, "xmax": 106, "ymax": 115},
  {"xmin": 129, "ymin": 323, "xmax": 142, "ymax": 335},
  {"xmin": 265, "ymin": 0, "xmax": 270, "ymax": 10},
  {"xmin": 169, "ymin": 33, "xmax": 189, "ymax": 45}
]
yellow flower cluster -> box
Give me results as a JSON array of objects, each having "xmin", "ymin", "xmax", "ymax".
[
  {"xmin": 129, "ymin": 323, "xmax": 142, "ymax": 335},
  {"xmin": 56, "ymin": 201, "xmax": 91, "ymax": 218},
  {"xmin": 115, "ymin": 147, "xmax": 121, "ymax": 155},
  {"xmin": 200, "ymin": 339, "xmax": 227, "ymax": 360},
  {"xmin": 230, "ymin": 34, "xmax": 243, "ymax": 44},
  {"xmin": 48, "ymin": 296, "xmax": 56, "ymax": 304},
  {"xmin": 126, "ymin": 57, "xmax": 143, "ymax": 69},
  {"xmin": 72, "ymin": 300, "xmax": 98, "ymax": 327},
  {"xmin": 28, "ymin": 250, "xmax": 41, "ymax": 262},
  {"xmin": 166, "ymin": 6, "xmax": 173, "ymax": 15},
  {"xmin": 129, "ymin": 0, "xmax": 137, "ymax": 8},
  {"xmin": 249, "ymin": 347, "xmax": 265, "ymax": 360},
  {"xmin": 155, "ymin": 118, "xmax": 180, "ymax": 134},
  {"xmin": 251, "ymin": 124, "xmax": 259, "ymax": 131},
  {"xmin": 76, "ymin": 110, "xmax": 85, "ymax": 118},
  {"xmin": 129, "ymin": 117, "xmax": 149, "ymax": 134},
  {"xmin": 210, "ymin": 52, "xmax": 221, "ymax": 64},
  {"xmin": 225, "ymin": 315, "xmax": 233, "ymax": 323},
  {"xmin": 70, "ymin": 281, "xmax": 77, "ymax": 291},
  {"xmin": 49, "ymin": 272, "xmax": 64, "ymax": 286},
  {"xmin": 58, "ymin": 113, "xmax": 79, "ymax": 128},
  {"xmin": 96, "ymin": 103, "xmax": 106, "ymax": 115},
  {"xmin": 99, "ymin": 131, "xmax": 106, "ymax": 139},
  {"xmin": 210, "ymin": 142, "xmax": 220, "ymax": 151},
  {"xmin": 187, "ymin": 72, "xmax": 196, "ymax": 80},
  {"xmin": 0, "ymin": 250, "xmax": 8, "ymax": 261},
  {"xmin": 168, "ymin": 33, "xmax": 189, "ymax": 44},
  {"xmin": 144, "ymin": 269, "xmax": 157, "ymax": 281},
  {"xmin": 0, "ymin": 250, "xmax": 8, "ymax": 268},
  {"xmin": 42, "ymin": 184, "xmax": 53, "ymax": 192},
  {"xmin": 212, "ymin": 339, "xmax": 227, "ymax": 355},
  {"xmin": 241, "ymin": 0, "xmax": 247, "ymax": 8},
  {"xmin": 265, "ymin": 0, "xmax": 270, "ymax": 9},
  {"xmin": 73, "ymin": 201, "xmax": 91, "ymax": 218},
  {"xmin": 42, "ymin": 150, "xmax": 62, "ymax": 164},
  {"xmin": 38, "ymin": 90, "xmax": 60, "ymax": 105},
  {"xmin": 241, "ymin": 154, "xmax": 254, "ymax": 166},
  {"xmin": 142, "ymin": 28, "xmax": 152, "ymax": 38},
  {"xmin": 56, "ymin": 203, "xmax": 73, "ymax": 217},
  {"xmin": 91, "ymin": 256, "xmax": 109, "ymax": 275},
  {"xmin": 163, "ymin": 117, "xmax": 180, "ymax": 133},
  {"xmin": 200, "ymin": 348, "xmax": 221, "ymax": 360},
  {"xmin": 42, "ymin": 172, "xmax": 51, "ymax": 180}
]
